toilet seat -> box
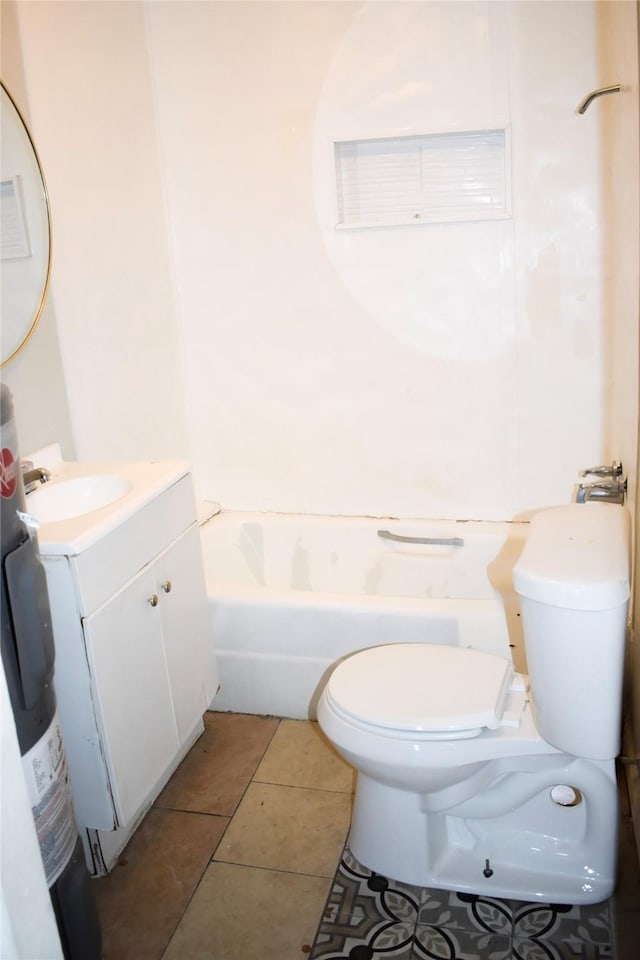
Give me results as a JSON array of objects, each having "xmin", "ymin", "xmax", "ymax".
[{"xmin": 325, "ymin": 643, "xmax": 521, "ymax": 740}]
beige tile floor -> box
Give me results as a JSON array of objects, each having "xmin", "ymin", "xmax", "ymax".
[
  {"xmin": 93, "ymin": 712, "xmax": 640, "ymax": 960},
  {"xmin": 94, "ymin": 713, "xmax": 355, "ymax": 960}
]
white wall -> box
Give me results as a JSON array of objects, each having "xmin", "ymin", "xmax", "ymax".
[
  {"xmin": 148, "ymin": 0, "xmax": 614, "ymax": 518},
  {"xmin": 598, "ymin": 0, "xmax": 640, "ymax": 508},
  {"xmin": 0, "ymin": 0, "xmax": 74, "ymax": 459},
  {"xmin": 11, "ymin": 1, "xmax": 638, "ymax": 523},
  {"xmin": 14, "ymin": 0, "xmax": 191, "ymax": 464}
]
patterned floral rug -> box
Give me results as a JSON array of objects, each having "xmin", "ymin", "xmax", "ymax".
[{"xmin": 309, "ymin": 847, "xmax": 614, "ymax": 960}]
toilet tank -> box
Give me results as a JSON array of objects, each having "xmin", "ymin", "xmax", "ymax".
[{"xmin": 513, "ymin": 504, "xmax": 630, "ymax": 761}]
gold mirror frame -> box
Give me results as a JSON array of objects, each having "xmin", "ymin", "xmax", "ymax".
[{"xmin": 1, "ymin": 81, "xmax": 52, "ymax": 367}]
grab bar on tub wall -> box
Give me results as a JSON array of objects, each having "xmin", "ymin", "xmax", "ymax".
[{"xmin": 377, "ymin": 529, "xmax": 464, "ymax": 547}]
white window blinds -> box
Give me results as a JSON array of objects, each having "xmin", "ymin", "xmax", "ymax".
[{"xmin": 335, "ymin": 129, "xmax": 509, "ymax": 228}]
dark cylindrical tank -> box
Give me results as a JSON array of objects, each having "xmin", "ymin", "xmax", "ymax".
[{"xmin": 0, "ymin": 383, "xmax": 101, "ymax": 959}]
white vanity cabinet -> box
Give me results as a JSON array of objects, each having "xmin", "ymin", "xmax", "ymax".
[
  {"xmin": 38, "ymin": 467, "xmax": 218, "ymax": 875},
  {"xmin": 84, "ymin": 525, "xmax": 211, "ymax": 827}
]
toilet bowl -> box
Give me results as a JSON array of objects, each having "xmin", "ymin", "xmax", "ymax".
[{"xmin": 317, "ymin": 504, "xmax": 630, "ymax": 904}]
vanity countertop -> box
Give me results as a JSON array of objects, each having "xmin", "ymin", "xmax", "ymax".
[{"xmin": 23, "ymin": 444, "xmax": 190, "ymax": 556}]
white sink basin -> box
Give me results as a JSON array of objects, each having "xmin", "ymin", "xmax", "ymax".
[
  {"xmin": 21, "ymin": 445, "xmax": 191, "ymax": 556},
  {"xmin": 27, "ymin": 475, "xmax": 131, "ymax": 523}
]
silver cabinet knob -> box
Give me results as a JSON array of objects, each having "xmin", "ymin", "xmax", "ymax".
[
  {"xmin": 160, "ymin": 580, "xmax": 172, "ymax": 594},
  {"xmin": 148, "ymin": 593, "xmax": 159, "ymax": 607}
]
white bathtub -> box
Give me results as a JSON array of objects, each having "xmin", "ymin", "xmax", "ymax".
[{"xmin": 200, "ymin": 512, "xmax": 529, "ymax": 719}]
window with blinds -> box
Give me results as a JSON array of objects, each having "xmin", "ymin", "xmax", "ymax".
[{"xmin": 334, "ymin": 129, "xmax": 509, "ymax": 228}]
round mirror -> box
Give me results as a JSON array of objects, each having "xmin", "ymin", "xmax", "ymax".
[{"xmin": 0, "ymin": 82, "xmax": 52, "ymax": 367}]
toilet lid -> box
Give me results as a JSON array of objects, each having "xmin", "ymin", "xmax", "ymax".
[{"xmin": 326, "ymin": 643, "xmax": 514, "ymax": 737}]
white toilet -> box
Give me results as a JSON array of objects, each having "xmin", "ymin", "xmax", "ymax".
[{"xmin": 317, "ymin": 504, "xmax": 630, "ymax": 904}]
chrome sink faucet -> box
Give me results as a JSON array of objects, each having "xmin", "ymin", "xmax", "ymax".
[
  {"xmin": 576, "ymin": 461, "xmax": 626, "ymax": 504},
  {"xmin": 21, "ymin": 460, "xmax": 52, "ymax": 494}
]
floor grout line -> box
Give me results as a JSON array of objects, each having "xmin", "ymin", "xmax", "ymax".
[{"xmin": 159, "ymin": 716, "xmax": 284, "ymax": 960}]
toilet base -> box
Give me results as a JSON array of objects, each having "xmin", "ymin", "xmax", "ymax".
[{"xmin": 349, "ymin": 761, "xmax": 618, "ymax": 905}]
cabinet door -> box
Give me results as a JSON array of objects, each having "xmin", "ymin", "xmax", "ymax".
[
  {"xmin": 154, "ymin": 525, "xmax": 218, "ymax": 746},
  {"xmin": 83, "ymin": 568, "xmax": 179, "ymax": 827}
]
